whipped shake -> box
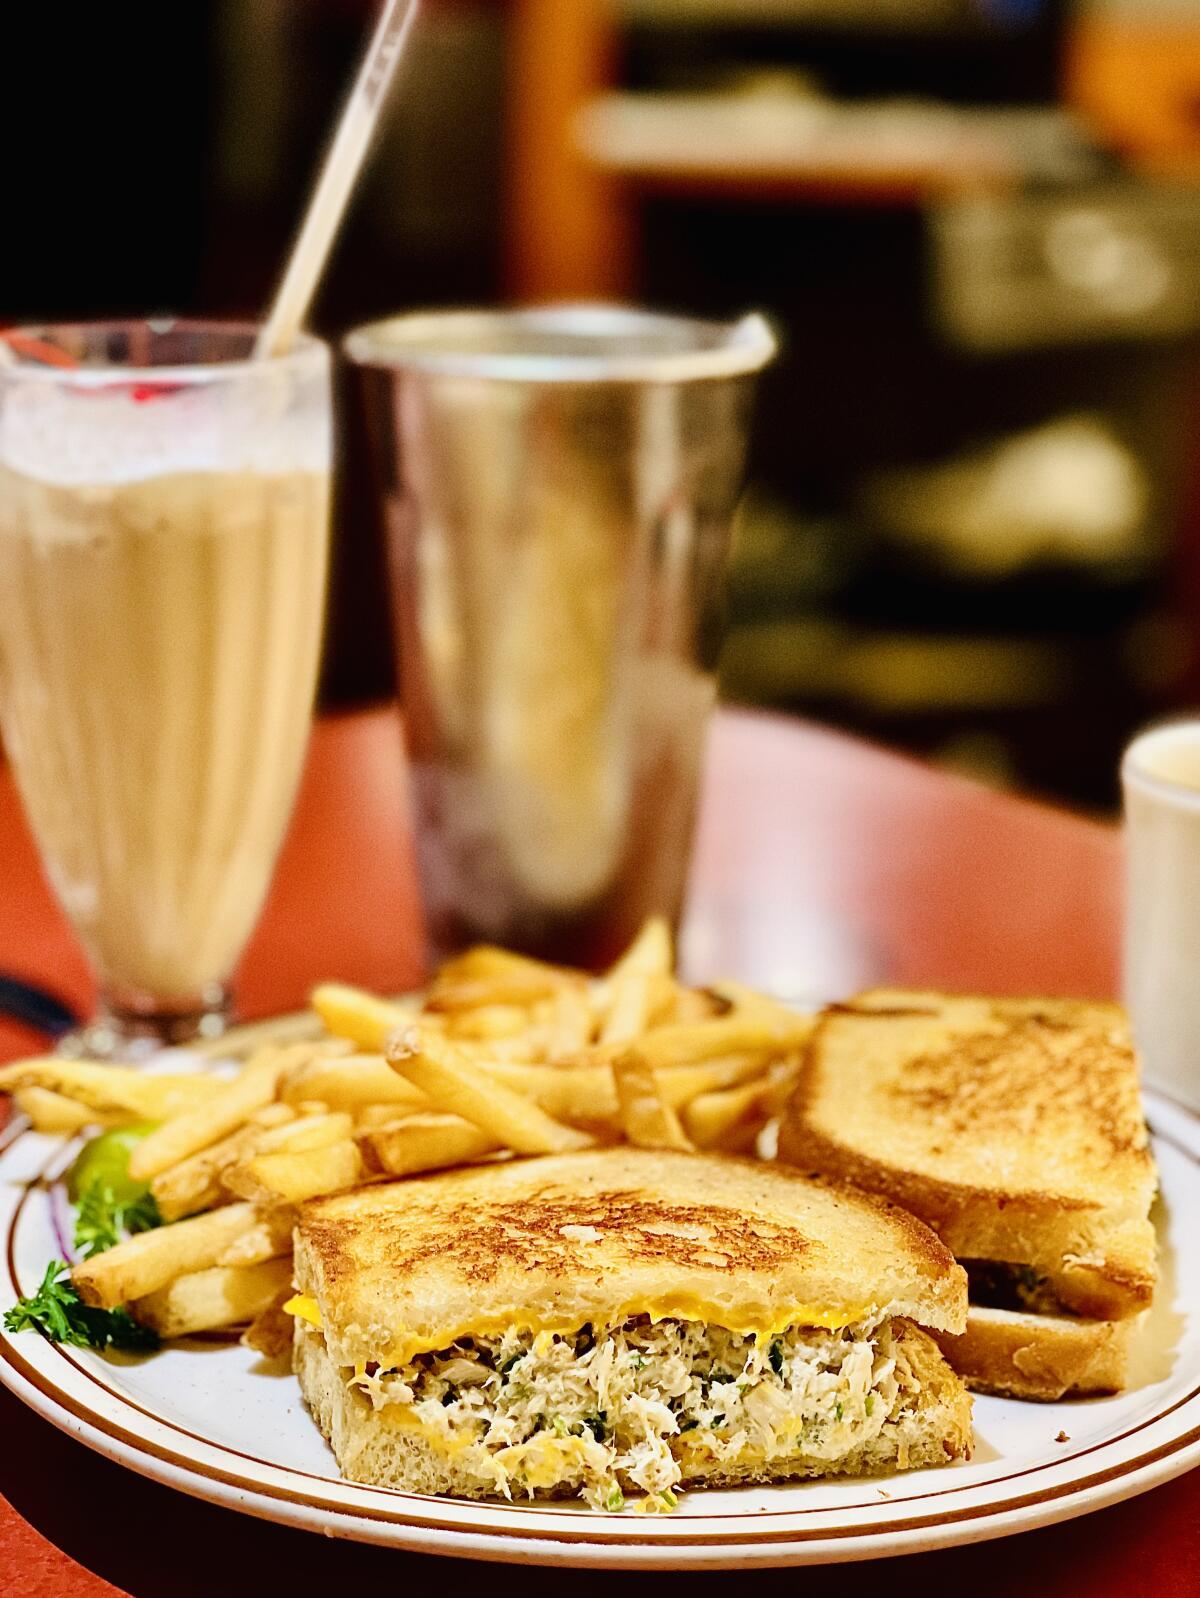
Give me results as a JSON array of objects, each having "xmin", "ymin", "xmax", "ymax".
[{"xmin": 0, "ymin": 323, "xmax": 331, "ymax": 1044}]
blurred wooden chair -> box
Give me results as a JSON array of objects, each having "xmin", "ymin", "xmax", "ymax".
[
  {"xmin": 1068, "ymin": 17, "xmax": 1200, "ymax": 178},
  {"xmin": 502, "ymin": 0, "xmax": 1024, "ymax": 303},
  {"xmin": 505, "ymin": 0, "xmax": 633, "ymax": 299}
]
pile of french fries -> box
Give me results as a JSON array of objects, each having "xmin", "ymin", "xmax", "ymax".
[{"xmin": 0, "ymin": 921, "xmax": 813, "ymax": 1355}]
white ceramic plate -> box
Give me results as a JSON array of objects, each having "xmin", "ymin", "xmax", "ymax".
[{"xmin": 1, "ymin": 1089, "xmax": 1197, "ymax": 1568}]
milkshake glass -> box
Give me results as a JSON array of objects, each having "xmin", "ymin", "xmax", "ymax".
[{"xmin": 0, "ymin": 320, "xmax": 331, "ymax": 1052}]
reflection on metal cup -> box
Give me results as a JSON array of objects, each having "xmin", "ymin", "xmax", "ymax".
[{"xmin": 346, "ymin": 304, "xmax": 776, "ymax": 969}]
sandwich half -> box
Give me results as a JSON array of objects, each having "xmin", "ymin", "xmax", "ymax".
[
  {"xmin": 779, "ymin": 989, "xmax": 1159, "ymax": 1400},
  {"xmin": 289, "ymin": 1148, "xmax": 971, "ymax": 1508}
]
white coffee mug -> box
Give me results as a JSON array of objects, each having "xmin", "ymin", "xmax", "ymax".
[{"xmin": 1123, "ymin": 718, "xmax": 1200, "ymax": 1111}]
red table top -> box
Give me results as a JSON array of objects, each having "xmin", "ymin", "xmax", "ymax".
[{"xmin": 1, "ymin": 704, "xmax": 1196, "ymax": 1597}]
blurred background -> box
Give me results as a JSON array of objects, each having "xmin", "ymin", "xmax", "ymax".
[{"xmin": 7, "ymin": 0, "xmax": 1200, "ymax": 810}]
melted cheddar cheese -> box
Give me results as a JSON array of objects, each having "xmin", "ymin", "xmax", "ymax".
[
  {"xmin": 283, "ymin": 1294, "xmax": 322, "ymax": 1328},
  {"xmin": 281, "ymin": 1293, "xmax": 870, "ymax": 1368}
]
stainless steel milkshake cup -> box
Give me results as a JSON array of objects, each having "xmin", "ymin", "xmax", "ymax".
[{"xmin": 346, "ymin": 304, "xmax": 775, "ymax": 969}]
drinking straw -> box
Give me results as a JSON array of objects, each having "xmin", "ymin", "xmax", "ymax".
[{"xmin": 255, "ymin": 0, "xmax": 420, "ymax": 360}]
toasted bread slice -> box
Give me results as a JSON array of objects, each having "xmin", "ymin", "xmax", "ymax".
[
  {"xmin": 293, "ymin": 1150, "xmax": 972, "ymax": 1505},
  {"xmin": 778, "ymin": 990, "xmax": 1157, "ymax": 1319},
  {"xmin": 933, "ymin": 1305, "xmax": 1136, "ymax": 1400},
  {"xmin": 294, "ymin": 1147, "xmax": 968, "ymax": 1371},
  {"xmin": 294, "ymin": 1316, "xmax": 973, "ymax": 1499}
]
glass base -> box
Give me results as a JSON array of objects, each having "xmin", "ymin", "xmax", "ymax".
[{"xmin": 56, "ymin": 984, "xmax": 233, "ymax": 1061}]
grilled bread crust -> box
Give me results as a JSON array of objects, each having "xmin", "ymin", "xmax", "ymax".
[
  {"xmin": 778, "ymin": 990, "xmax": 1157, "ymax": 1320},
  {"xmin": 933, "ymin": 1305, "xmax": 1136, "ymax": 1400},
  {"xmin": 294, "ymin": 1148, "xmax": 968, "ymax": 1370},
  {"xmin": 293, "ymin": 1318, "xmax": 972, "ymax": 1498}
]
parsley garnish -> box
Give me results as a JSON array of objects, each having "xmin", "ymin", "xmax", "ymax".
[
  {"xmin": 6, "ymin": 1129, "xmax": 165, "ymax": 1354},
  {"xmin": 74, "ymin": 1184, "xmax": 161, "ymax": 1260},
  {"xmin": 4, "ymin": 1261, "xmax": 159, "ymax": 1352}
]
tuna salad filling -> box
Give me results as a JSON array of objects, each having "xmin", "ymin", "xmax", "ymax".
[{"xmin": 348, "ymin": 1313, "xmax": 921, "ymax": 1509}]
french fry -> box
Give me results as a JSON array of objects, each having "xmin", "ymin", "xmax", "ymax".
[
  {"xmin": 441, "ymin": 1004, "xmax": 530, "ymax": 1041},
  {"xmin": 14, "ymin": 1086, "xmax": 127, "ymax": 1135},
  {"xmin": 252, "ymin": 1110, "xmax": 353, "ymax": 1155},
  {"xmin": 127, "ymin": 1048, "xmax": 292, "ymax": 1182},
  {"xmin": 72, "ymin": 1202, "xmax": 262, "ymax": 1309},
  {"xmin": 253, "ymin": 1103, "xmax": 304, "ymax": 1128},
  {"xmin": 641, "ymin": 1014, "xmax": 812, "ymax": 1064},
  {"xmin": 311, "ymin": 984, "xmax": 419, "ymax": 1051},
  {"xmin": 432, "ymin": 945, "xmax": 574, "ymax": 988},
  {"xmin": 655, "ymin": 1055, "xmax": 769, "ymax": 1104},
  {"xmin": 561, "ymin": 1013, "xmax": 813, "ymax": 1073},
  {"xmin": 154, "ymin": 1107, "xmax": 350, "ymax": 1223},
  {"xmin": 473, "ymin": 1055, "xmax": 762, "ymax": 1130},
  {"xmin": 354, "ymin": 1102, "xmax": 417, "ymax": 1129},
  {"xmin": 0, "ymin": 1059, "xmax": 220, "ymax": 1121},
  {"xmin": 681, "ymin": 1078, "xmax": 772, "ymax": 1153},
  {"xmin": 648, "ymin": 975, "xmax": 683, "ymax": 1026},
  {"xmin": 599, "ymin": 971, "xmax": 654, "ymax": 1047},
  {"xmin": 707, "ymin": 980, "xmax": 813, "ymax": 1034},
  {"xmin": 670, "ymin": 986, "xmax": 728, "ymax": 1025},
  {"xmin": 483, "ymin": 1061, "xmax": 624, "ymax": 1129},
  {"xmin": 215, "ymin": 1206, "xmax": 296, "ymax": 1266},
  {"xmin": 134, "ymin": 1258, "xmax": 293, "ymax": 1339},
  {"xmin": 223, "ymin": 1140, "xmax": 364, "ymax": 1205},
  {"xmin": 611, "ymin": 1050, "xmax": 693, "ymax": 1151},
  {"xmin": 597, "ymin": 970, "xmax": 676, "ymax": 1046},
  {"xmin": 424, "ymin": 975, "xmax": 570, "ymax": 1012},
  {"xmin": 241, "ymin": 1287, "xmax": 297, "ymax": 1359},
  {"xmin": 608, "ymin": 916, "xmax": 673, "ymax": 980},
  {"xmin": 358, "ymin": 1112, "xmax": 502, "ymax": 1177},
  {"xmin": 152, "ymin": 1164, "xmax": 234, "ymax": 1223},
  {"xmin": 281, "ymin": 1053, "xmax": 427, "ymax": 1111},
  {"xmin": 453, "ymin": 1034, "xmax": 544, "ymax": 1064},
  {"xmin": 387, "ymin": 1030, "xmax": 593, "ymax": 1155},
  {"xmin": 150, "ymin": 1104, "xmax": 298, "ymax": 1221},
  {"xmin": 544, "ymin": 984, "xmax": 595, "ymax": 1056}
]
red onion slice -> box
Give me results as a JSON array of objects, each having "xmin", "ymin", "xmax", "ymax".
[{"xmin": 48, "ymin": 1181, "xmax": 78, "ymax": 1265}]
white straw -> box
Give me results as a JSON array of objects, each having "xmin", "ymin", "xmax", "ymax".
[{"xmin": 255, "ymin": 0, "xmax": 420, "ymax": 361}]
